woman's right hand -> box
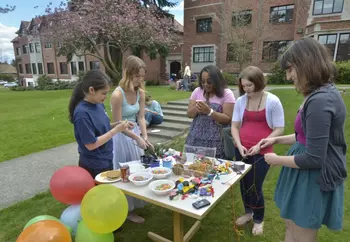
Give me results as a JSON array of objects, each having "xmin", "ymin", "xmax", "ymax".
[
  {"xmin": 259, "ymin": 137, "xmax": 277, "ymax": 149},
  {"xmin": 238, "ymin": 145, "xmax": 248, "ymax": 158},
  {"xmin": 136, "ymin": 136, "xmax": 148, "ymax": 149},
  {"xmin": 113, "ymin": 120, "xmax": 129, "ymax": 134}
]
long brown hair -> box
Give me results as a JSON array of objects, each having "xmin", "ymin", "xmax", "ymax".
[
  {"xmin": 280, "ymin": 37, "xmax": 335, "ymax": 96},
  {"xmin": 119, "ymin": 55, "xmax": 146, "ymax": 91},
  {"xmin": 238, "ymin": 66, "xmax": 266, "ymax": 96}
]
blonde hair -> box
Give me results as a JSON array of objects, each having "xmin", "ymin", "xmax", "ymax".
[{"xmin": 119, "ymin": 55, "xmax": 147, "ymax": 91}]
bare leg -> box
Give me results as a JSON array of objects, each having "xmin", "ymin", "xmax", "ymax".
[
  {"xmin": 290, "ymin": 220, "xmax": 317, "ymax": 242},
  {"xmin": 284, "ymin": 219, "xmax": 294, "ymax": 242}
]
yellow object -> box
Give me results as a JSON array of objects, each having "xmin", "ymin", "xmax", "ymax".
[
  {"xmin": 81, "ymin": 185, "xmax": 128, "ymax": 234},
  {"xmin": 178, "ymin": 177, "xmax": 185, "ymax": 183}
]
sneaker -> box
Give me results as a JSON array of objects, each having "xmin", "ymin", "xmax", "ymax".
[
  {"xmin": 235, "ymin": 213, "xmax": 253, "ymax": 226},
  {"xmin": 252, "ymin": 222, "xmax": 264, "ymax": 236}
]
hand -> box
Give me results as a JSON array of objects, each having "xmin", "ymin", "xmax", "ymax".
[
  {"xmin": 136, "ymin": 136, "xmax": 147, "ymax": 149},
  {"xmin": 126, "ymin": 121, "xmax": 134, "ymax": 130},
  {"xmin": 259, "ymin": 137, "xmax": 277, "ymax": 149},
  {"xmin": 145, "ymin": 139, "xmax": 154, "ymax": 151},
  {"xmin": 113, "ymin": 120, "xmax": 129, "ymax": 133},
  {"xmin": 264, "ymin": 153, "xmax": 279, "ymax": 166},
  {"xmin": 238, "ymin": 145, "xmax": 248, "ymax": 158},
  {"xmin": 247, "ymin": 144, "xmax": 261, "ymax": 156},
  {"xmin": 196, "ymin": 101, "xmax": 211, "ymax": 114}
]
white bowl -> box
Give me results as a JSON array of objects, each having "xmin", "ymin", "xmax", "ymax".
[
  {"xmin": 150, "ymin": 167, "xmax": 172, "ymax": 179},
  {"xmin": 128, "ymin": 172, "xmax": 153, "ymax": 186},
  {"xmin": 148, "ymin": 179, "xmax": 175, "ymax": 196}
]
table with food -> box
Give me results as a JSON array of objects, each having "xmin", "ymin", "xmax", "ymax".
[{"xmin": 95, "ymin": 149, "xmax": 251, "ymax": 242}]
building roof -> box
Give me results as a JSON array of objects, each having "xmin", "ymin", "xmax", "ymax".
[
  {"xmin": 174, "ymin": 19, "xmax": 183, "ymax": 33},
  {"xmin": 0, "ymin": 63, "xmax": 17, "ymax": 75}
]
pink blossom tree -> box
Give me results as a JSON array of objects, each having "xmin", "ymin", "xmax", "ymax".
[{"xmin": 40, "ymin": 0, "xmax": 177, "ymax": 82}]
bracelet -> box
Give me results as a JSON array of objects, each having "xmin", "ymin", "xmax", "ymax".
[{"xmin": 207, "ymin": 108, "xmax": 214, "ymax": 116}]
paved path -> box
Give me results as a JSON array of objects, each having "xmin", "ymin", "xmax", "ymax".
[{"xmin": 0, "ymin": 85, "xmax": 348, "ymax": 210}]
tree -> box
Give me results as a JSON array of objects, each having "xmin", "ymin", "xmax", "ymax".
[
  {"xmin": 141, "ymin": 0, "xmax": 177, "ymax": 9},
  {"xmin": 42, "ymin": 0, "xmax": 177, "ymax": 82},
  {"xmin": 0, "ymin": 4, "xmax": 15, "ymax": 13}
]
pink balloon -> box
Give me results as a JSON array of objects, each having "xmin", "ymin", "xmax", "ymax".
[{"xmin": 50, "ymin": 166, "xmax": 95, "ymax": 204}]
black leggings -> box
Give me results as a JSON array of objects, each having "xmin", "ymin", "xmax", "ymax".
[{"xmin": 78, "ymin": 159, "xmax": 113, "ymax": 179}]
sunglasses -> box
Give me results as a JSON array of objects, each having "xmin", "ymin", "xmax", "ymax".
[{"xmin": 201, "ymin": 80, "xmax": 213, "ymax": 85}]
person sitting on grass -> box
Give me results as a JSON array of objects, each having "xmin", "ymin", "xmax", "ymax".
[{"xmin": 145, "ymin": 95, "xmax": 163, "ymax": 127}]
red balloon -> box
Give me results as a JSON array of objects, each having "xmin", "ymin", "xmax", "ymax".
[{"xmin": 50, "ymin": 166, "xmax": 95, "ymax": 204}]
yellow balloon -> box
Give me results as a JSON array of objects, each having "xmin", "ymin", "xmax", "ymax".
[{"xmin": 81, "ymin": 185, "xmax": 128, "ymax": 234}]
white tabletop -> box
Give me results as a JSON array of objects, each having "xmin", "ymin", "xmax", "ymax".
[{"xmin": 112, "ymin": 164, "xmax": 251, "ymax": 220}]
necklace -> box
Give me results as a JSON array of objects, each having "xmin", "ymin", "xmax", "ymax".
[{"xmin": 247, "ymin": 92, "xmax": 264, "ymax": 120}]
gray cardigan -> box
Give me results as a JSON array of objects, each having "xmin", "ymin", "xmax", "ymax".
[{"xmin": 294, "ymin": 83, "xmax": 347, "ymax": 192}]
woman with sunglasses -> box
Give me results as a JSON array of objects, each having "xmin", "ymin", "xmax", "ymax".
[{"xmin": 186, "ymin": 65, "xmax": 235, "ymax": 158}]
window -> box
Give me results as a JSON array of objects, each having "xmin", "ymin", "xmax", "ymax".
[
  {"xmin": 47, "ymin": 63, "xmax": 55, "ymax": 74},
  {"xmin": 196, "ymin": 18, "xmax": 212, "ymax": 33},
  {"xmin": 313, "ymin": 0, "xmax": 343, "ymax": 15},
  {"xmin": 38, "ymin": 63, "xmax": 43, "ymax": 74},
  {"xmin": 22, "ymin": 45, "xmax": 28, "ymax": 54},
  {"xmin": 226, "ymin": 43, "xmax": 252, "ymax": 62},
  {"xmin": 18, "ymin": 64, "xmax": 23, "ymax": 74},
  {"xmin": 29, "ymin": 43, "xmax": 34, "ymax": 53},
  {"xmin": 25, "ymin": 64, "xmax": 31, "ymax": 74},
  {"xmin": 90, "ymin": 61, "xmax": 100, "ymax": 70},
  {"xmin": 232, "ymin": 10, "xmax": 252, "ymax": 26},
  {"xmin": 16, "ymin": 47, "xmax": 21, "ymax": 56},
  {"xmin": 78, "ymin": 61, "xmax": 85, "ymax": 71},
  {"xmin": 336, "ymin": 33, "xmax": 350, "ymax": 61},
  {"xmin": 32, "ymin": 63, "xmax": 37, "ymax": 74},
  {"xmin": 262, "ymin": 40, "xmax": 292, "ymax": 61},
  {"xmin": 270, "ymin": 5, "xmax": 294, "ymax": 23},
  {"xmin": 35, "ymin": 43, "xmax": 41, "ymax": 53},
  {"xmin": 60, "ymin": 62, "xmax": 68, "ymax": 74},
  {"xmin": 44, "ymin": 42, "xmax": 52, "ymax": 48},
  {"xmin": 71, "ymin": 62, "xmax": 77, "ymax": 75},
  {"xmin": 193, "ymin": 46, "xmax": 215, "ymax": 63},
  {"xmin": 318, "ymin": 34, "xmax": 337, "ymax": 57}
]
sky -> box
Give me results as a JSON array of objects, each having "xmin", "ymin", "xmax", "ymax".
[{"xmin": 0, "ymin": 0, "xmax": 184, "ymax": 63}]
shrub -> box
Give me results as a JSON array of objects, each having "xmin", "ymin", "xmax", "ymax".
[
  {"xmin": 190, "ymin": 81, "xmax": 199, "ymax": 91},
  {"xmin": 334, "ymin": 61, "xmax": 350, "ymax": 84},
  {"xmin": 222, "ymin": 72, "xmax": 237, "ymax": 85},
  {"xmin": 37, "ymin": 75, "xmax": 53, "ymax": 87},
  {"xmin": 0, "ymin": 74, "xmax": 15, "ymax": 82},
  {"xmin": 267, "ymin": 62, "xmax": 289, "ymax": 85},
  {"xmin": 145, "ymin": 80, "xmax": 158, "ymax": 86}
]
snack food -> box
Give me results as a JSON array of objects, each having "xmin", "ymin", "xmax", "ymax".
[
  {"xmin": 132, "ymin": 176, "xmax": 148, "ymax": 181},
  {"xmin": 155, "ymin": 183, "xmax": 172, "ymax": 191},
  {"xmin": 152, "ymin": 169, "xmax": 168, "ymax": 174}
]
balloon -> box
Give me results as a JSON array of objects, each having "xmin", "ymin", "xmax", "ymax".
[
  {"xmin": 60, "ymin": 204, "xmax": 82, "ymax": 236},
  {"xmin": 17, "ymin": 220, "xmax": 72, "ymax": 242},
  {"xmin": 24, "ymin": 215, "xmax": 72, "ymax": 234},
  {"xmin": 75, "ymin": 220, "xmax": 114, "ymax": 242},
  {"xmin": 81, "ymin": 184, "xmax": 128, "ymax": 233},
  {"xmin": 50, "ymin": 166, "xmax": 95, "ymax": 204}
]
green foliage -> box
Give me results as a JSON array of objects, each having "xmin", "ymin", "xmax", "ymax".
[
  {"xmin": 335, "ymin": 61, "xmax": 350, "ymax": 84},
  {"xmin": 222, "ymin": 72, "xmax": 237, "ymax": 85},
  {"xmin": 190, "ymin": 81, "xmax": 199, "ymax": 91},
  {"xmin": 37, "ymin": 75, "xmax": 53, "ymax": 87},
  {"xmin": 267, "ymin": 62, "xmax": 289, "ymax": 85},
  {"xmin": 0, "ymin": 74, "xmax": 15, "ymax": 82},
  {"xmin": 145, "ymin": 80, "xmax": 159, "ymax": 86}
]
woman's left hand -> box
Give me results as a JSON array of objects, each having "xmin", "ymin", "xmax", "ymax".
[
  {"xmin": 144, "ymin": 138, "xmax": 154, "ymax": 150},
  {"xmin": 196, "ymin": 101, "xmax": 211, "ymax": 114},
  {"xmin": 247, "ymin": 144, "xmax": 261, "ymax": 156},
  {"xmin": 264, "ymin": 153, "xmax": 279, "ymax": 166}
]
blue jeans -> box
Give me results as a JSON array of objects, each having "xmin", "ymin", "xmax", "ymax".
[
  {"xmin": 183, "ymin": 76, "xmax": 190, "ymax": 91},
  {"xmin": 235, "ymin": 148, "xmax": 270, "ymax": 223},
  {"xmin": 145, "ymin": 112, "xmax": 163, "ymax": 127}
]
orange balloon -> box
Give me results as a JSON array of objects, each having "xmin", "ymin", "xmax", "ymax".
[{"xmin": 17, "ymin": 220, "xmax": 72, "ymax": 242}]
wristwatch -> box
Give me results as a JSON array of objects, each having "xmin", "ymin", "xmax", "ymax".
[{"xmin": 207, "ymin": 108, "xmax": 214, "ymax": 116}]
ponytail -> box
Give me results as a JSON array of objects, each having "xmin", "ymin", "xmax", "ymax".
[
  {"xmin": 68, "ymin": 70, "xmax": 111, "ymax": 123},
  {"xmin": 68, "ymin": 81, "xmax": 84, "ymax": 123}
]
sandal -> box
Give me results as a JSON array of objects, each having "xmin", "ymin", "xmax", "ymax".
[
  {"xmin": 235, "ymin": 213, "xmax": 253, "ymax": 226},
  {"xmin": 252, "ymin": 222, "xmax": 264, "ymax": 236}
]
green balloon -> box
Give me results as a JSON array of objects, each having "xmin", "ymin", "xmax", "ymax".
[
  {"xmin": 24, "ymin": 215, "xmax": 73, "ymax": 234},
  {"xmin": 75, "ymin": 220, "xmax": 114, "ymax": 242}
]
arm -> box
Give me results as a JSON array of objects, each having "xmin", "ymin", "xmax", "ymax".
[
  {"xmin": 231, "ymin": 121, "xmax": 242, "ymax": 148},
  {"xmin": 138, "ymin": 90, "xmax": 148, "ymax": 140},
  {"xmin": 187, "ymin": 88, "xmax": 199, "ymax": 118},
  {"xmin": 209, "ymin": 103, "xmax": 234, "ymax": 125},
  {"xmin": 110, "ymin": 90, "xmax": 139, "ymax": 140}
]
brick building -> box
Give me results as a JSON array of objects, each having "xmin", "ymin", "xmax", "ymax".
[
  {"xmin": 183, "ymin": 0, "xmax": 350, "ymax": 74},
  {"xmin": 11, "ymin": 18, "xmax": 183, "ymax": 87}
]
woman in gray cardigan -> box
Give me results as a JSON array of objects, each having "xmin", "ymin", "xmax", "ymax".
[{"xmin": 259, "ymin": 38, "xmax": 347, "ymax": 242}]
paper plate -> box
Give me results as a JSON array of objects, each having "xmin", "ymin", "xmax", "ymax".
[
  {"xmin": 95, "ymin": 170, "xmax": 122, "ymax": 184},
  {"xmin": 151, "ymin": 129, "xmax": 161, "ymax": 133}
]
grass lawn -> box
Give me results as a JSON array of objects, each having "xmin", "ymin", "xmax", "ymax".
[
  {"xmin": 0, "ymin": 89, "xmax": 349, "ymax": 242},
  {"xmin": 0, "ymin": 86, "xmax": 191, "ymax": 163}
]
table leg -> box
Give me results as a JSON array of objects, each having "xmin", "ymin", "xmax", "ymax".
[
  {"xmin": 148, "ymin": 212, "xmax": 201, "ymax": 242},
  {"xmin": 173, "ymin": 211, "xmax": 184, "ymax": 242}
]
